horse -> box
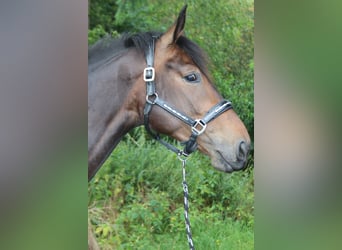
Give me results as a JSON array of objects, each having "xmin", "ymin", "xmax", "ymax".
[{"xmin": 88, "ymin": 5, "xmax": 250, "ymax": 181}]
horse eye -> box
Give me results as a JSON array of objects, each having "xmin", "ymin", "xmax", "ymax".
[{"xmin": 184, "ymin": 73, "xmax": 200, "ymax": 83}]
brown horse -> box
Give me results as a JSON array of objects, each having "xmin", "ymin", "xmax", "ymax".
[{"xmin": 88, "ymin": 6, "xmax": 250, "ymax": 181}]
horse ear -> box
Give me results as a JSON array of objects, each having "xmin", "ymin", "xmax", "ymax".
[{"xmin": 161, "ymin": 5, "xmax": 187, "ymax": 46}]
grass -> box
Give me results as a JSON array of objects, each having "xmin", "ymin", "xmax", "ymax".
[
  {"xmin": 88, "ymin": 130, "xmax": 254, "ymax": 249},
  {"xmin": 89, "ymin": 203, "xmax": 254, "ymax": 250}
]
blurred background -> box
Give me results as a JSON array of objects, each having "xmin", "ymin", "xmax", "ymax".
[
  {"xmin": 256, "ymin": 1, "xmax": 342, "ymax": 249},
  {"xmin": 0, "ymin": 0, "xmax": 88, "ymax": 249}
]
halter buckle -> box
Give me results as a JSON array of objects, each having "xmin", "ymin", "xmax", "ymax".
[
  {"xmin": 192, "ymin": 119, "xmax": 207, "ymax": 135},
  {"xmin": 143, "ymin": 67, "xmax": 155, "ymax": 82}
]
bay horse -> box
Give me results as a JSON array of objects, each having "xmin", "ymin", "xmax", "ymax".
[{"xmin": 88, "ymin": 5, "xmax": 250, "ymax": 181}]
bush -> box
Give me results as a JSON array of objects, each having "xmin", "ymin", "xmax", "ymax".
[{"xmin": 88, "ymin": 137, "xmax": 254, "ymax": 249}]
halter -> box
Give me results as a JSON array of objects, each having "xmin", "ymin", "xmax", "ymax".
[
  {"xmin": 142, "ymin": 37, "xmax": 233, "ymax": 250},
  {"xmin": 143, "ymin": 36, "xmax": 233, "ymax": 157}
]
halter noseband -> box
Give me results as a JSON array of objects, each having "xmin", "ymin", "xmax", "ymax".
[{"xmin": 143, "ymin": 36, "xmax": 233, "ymax": 157}]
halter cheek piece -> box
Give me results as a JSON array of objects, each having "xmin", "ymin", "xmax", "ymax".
[{"xmin": 143, "ymin": 37, "xmax": 233, "ymax": 157}]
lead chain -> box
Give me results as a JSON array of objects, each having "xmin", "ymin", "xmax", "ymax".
[{"xmin": 180, "ymin": 157, "xmax": 195, "ymax": 250}]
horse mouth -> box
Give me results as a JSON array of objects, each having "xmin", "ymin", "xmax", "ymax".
[{"xmin": 213, "ymin": 150, "xmax": 247, "ymax": 173}]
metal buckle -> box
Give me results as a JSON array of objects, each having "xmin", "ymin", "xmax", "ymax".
[
  {"xmin": 191, "ymin": 119, "xmax": 207, "ymax": 135},
  {"xmin": 143, "ymin": 67, "xmax": 155, "ymax": 82}
]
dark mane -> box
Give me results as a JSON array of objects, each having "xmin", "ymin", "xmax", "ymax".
[
  {"xmin": 88, "ymin": 35, "xmax": 126, "ymax": 67},
  {"xmin": 88, "ymin": 31, "xmax": 209, "ymax": 76}
]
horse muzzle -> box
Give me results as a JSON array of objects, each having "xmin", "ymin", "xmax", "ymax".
[{"xmin": 211, "ymin": 140, "xmax": 250, "ymax": 173}]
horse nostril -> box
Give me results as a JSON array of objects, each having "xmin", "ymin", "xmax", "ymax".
[{"xmin": 237, "ymin": 140, "xmax": 249, "ymax": 161}]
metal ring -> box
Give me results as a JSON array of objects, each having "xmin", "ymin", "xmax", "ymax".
[
  {"xmin": 177, "ymin": 151, "xmax": 188, "ymax": 162},
  {"xmin": 146, "ymin": 92, "xmax": 158, "ymax": 104}
]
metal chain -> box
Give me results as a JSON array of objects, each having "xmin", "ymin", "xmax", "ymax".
[{"xmin": 178, "ymin": 154, "xmax": 195, "ymax": 250}]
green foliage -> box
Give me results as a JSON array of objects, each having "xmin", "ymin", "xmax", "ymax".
[
  {"xmin": 88, "ymin": 25, "xmax": 107, "ymax": 45},
  {"xmin": 89, "ymin": 136, "xmax": 254, "ymax": 249},
  {"xmin": 88, "ymin": 0, "xmax": 118, "ymax": 45},
  {"xmin": 89, "ymin": 0, "xmax": 117, "ymax": 31},
  {"xmin": 89, "ymin": 0, "xmax": 254, "ymax": 248}
]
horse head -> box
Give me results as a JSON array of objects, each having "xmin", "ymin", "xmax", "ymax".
[{"xmin": 140, "ymin": 6, "xmax": 251, "ymax": 172}]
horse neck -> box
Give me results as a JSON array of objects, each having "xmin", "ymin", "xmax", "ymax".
[{"xmin": 88, "ymin": 49, "xmax": 145, "ymax": 180}]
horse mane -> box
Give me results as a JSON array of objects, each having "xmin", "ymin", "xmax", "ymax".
[
  {"xmin": 88, "ymin": 31, "xmax": 209, "ymax": 77},
  {"xmin": 88, "ymin": 35, "xmax": 127, "ymax": 67}
]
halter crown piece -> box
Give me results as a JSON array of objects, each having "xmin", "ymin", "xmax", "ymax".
[{"xmin": 143, "ymin": 36, "xmax": 233, "ymax": 157}]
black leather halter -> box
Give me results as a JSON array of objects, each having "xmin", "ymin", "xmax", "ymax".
[{"xmin": 143, "ymin": 37, "xmax": 233, "ymax": 157}]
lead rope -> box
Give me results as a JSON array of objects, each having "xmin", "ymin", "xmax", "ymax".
[{"xmin": 178, "ymin": 154, "xmax": 195, "ymax": 250}]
